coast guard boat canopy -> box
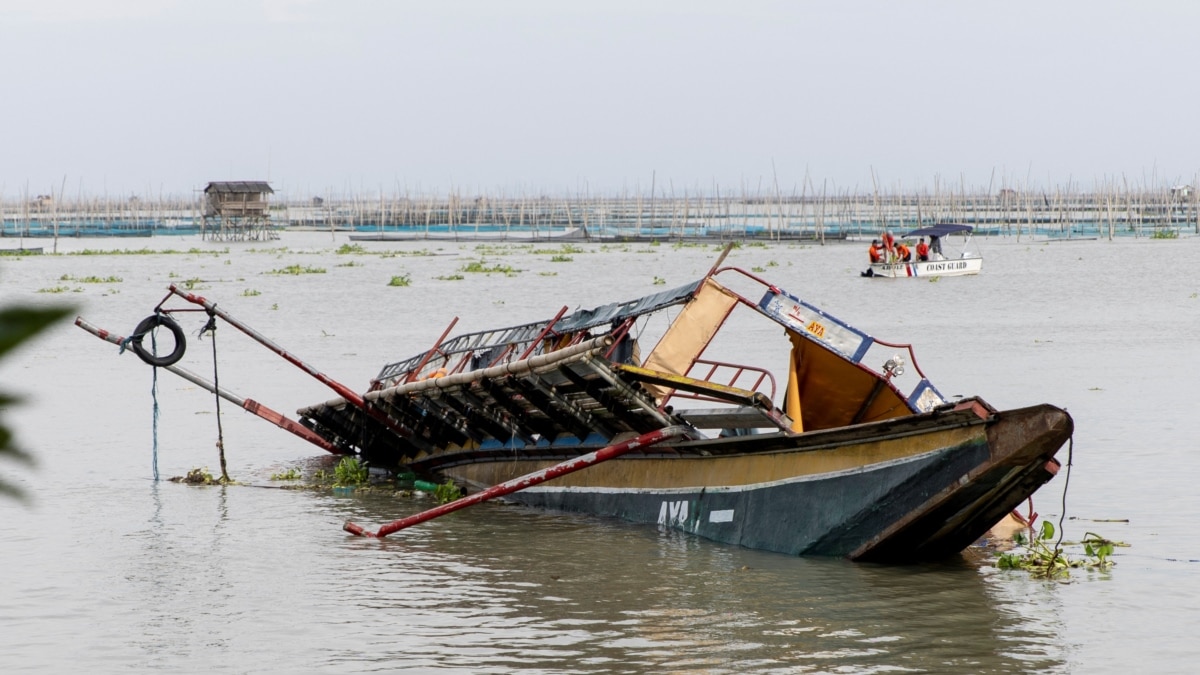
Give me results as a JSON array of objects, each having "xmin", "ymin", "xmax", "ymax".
[{"xmin": 903, "ymin": 223, "xmax": 973, "ymax": 238}]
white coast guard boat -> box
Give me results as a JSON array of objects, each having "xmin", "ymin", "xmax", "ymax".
[{"xmin": 863, "ymin": 224, "xmax": 983, "ymax": 278}]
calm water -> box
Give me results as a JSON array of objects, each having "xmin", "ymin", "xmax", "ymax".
[{"xmin": 2, "ymin": 233, "xmax": 1198, "ymax": 673}]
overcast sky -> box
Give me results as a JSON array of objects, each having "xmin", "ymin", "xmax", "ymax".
[{"xmin": 2, "ymin": 0, "xmax": 1197, "ymax": 199}]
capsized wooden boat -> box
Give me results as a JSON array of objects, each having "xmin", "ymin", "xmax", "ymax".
[{"xmin": 76, "ymin": 252, "xmax": 1070, "ymax": 563}]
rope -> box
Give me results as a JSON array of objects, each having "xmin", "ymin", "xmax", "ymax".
[
  {"xmin": 201, "ymin": 310, "xmax": 230, "ymax": 483},
  {"xmin": 150, "ymin": 327, "xmax": 160, "ymax": 482},
  {"xmin": 1045, "ymin": 435, "xmax": 1074, "ymax": 569}
]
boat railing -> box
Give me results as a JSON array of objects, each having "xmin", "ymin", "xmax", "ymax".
[
  {"xmin": 667, "ymin": 358, "xmax": 777, "ymax": 408},
  {"xmin": 710, "ymin": 265, "xmax": 935, "ymax": 402},
  {"xmin": 372, "ymin": 281, "xmax": 700, "ymax": 388},
  {"xmin": 374, "ymin": 318, "xmax": 558, "ymax": 385},
  {"xmin": 866, "ymin": 337, "xmax": 929, "ymax": 383}
]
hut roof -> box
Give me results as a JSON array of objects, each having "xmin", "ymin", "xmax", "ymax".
[{"xmin": 204, "ymin": 181, "xmax": 274, "ymax": 195}]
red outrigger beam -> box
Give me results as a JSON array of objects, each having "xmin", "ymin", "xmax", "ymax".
[
  {"xmin": 165, "ymin": 285, "xmax": 365, "ymax": 406},
  {"xmin": 74, "ymin": 316, "xmax": 342, "ymax": 455},
  {"xmin": 343, "ymin": 425, "xmax": 690, "ymax": 538},
  {"xmin": 163, "ymin": 285, "xmax": 421, "ymax": 440}
]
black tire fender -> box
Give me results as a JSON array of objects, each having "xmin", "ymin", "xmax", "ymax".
[{"xmin": 130, "ymin": 314, "xmax": 187, "ymax": 367}]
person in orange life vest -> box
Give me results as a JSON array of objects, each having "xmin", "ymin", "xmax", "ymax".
[
  {"xmin": 916, "ymin": 237, "xmax": 930, "ymax": 261},
  {"xmin": 868, "ymin": 239, "xmax": 884, "ymax": 263},
  {"xmin": 881, "ymin": 231, "xmax": 895, "ymax": 254},
  {"xmin": 895, "ymin": 241, "xmax": 912, "ymax": 262}
]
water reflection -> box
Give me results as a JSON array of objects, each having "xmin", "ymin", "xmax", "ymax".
[{"xmin": 311, "ymin": 495, "xmax": 1068, "ymax": 673}]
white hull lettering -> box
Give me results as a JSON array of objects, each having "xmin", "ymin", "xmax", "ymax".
[
  {"xmin": 926, "ymin": 261, "xmax": 967, "ymax": 271},
  {"xmin": 658, "ymin": 499, "xmax": 690, "ymax": 526}
]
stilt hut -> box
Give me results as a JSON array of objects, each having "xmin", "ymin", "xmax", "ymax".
[{"xmin": 201, "ymin": 181, "xmax": 276, "ymax": 241}]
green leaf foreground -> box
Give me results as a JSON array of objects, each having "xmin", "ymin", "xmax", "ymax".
[{"xmin": 0, "ymin": 304, "xmax": 74, "ymax": 501}]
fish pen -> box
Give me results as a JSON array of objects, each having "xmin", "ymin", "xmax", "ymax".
[{"xmin": 3, "ymin": 176, "xmax": 1198, "ymax": 241}]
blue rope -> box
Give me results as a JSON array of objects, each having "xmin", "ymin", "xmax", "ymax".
[
  {"xmin": 151, "ymin": 363, "xmax": 160, "ymax": 481},
  {"xmin": 149, "ymin": 319, "xmax": 160, "ymax": 481}
]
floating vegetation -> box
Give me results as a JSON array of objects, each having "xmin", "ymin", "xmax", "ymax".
[
  {"xmin": 652, "ymin": 276, "xmax": 666, "ymax": 285},
  {"xmin": 549, "ymin": 254, "xmax": 573, "ymax": 262},
  {"xmin": 336, "ymin": 243, "xmax": 368, "ymax": 255},
  {"xmin": 435, "ymin": 273, "xmax": 465, "ymax": 281},
  {"xmin": 473, "ymin": 243, "xmax": 527, "ymax": 256},
  {"xmin": 532, "ymin": 244, "xmax": 584, "ymax": 255},
  {"xmin": 333, "ymin": 457, "xmax": 370, "ymax": 487},
  {"xmin": 751, "ymin": 266, "xmax": 765, "ymax": 273},
  {"xmin": 387, "ymin": 274, "xmax": 412, "ymax": 287},
  {"xmin": 379, "ymin": 248, "xmax": 437, "ymax": 258},
  {"xmin": 433, "ymin": 479, "xmax": 463, "ymax": 504},
  {"xmin": 538, "ymin": 271, "xmax": 558, "ymax": 277},
  {"xmin": 242, "ymin": 289, "xmax": 261, "ymax": 297},
  {"xmin": 37, "ymin": 285, "xmax": 80, "ymax": 294},
  {"xmin": 336, "ymin": 260, "xmax": 362, "ymax": 267},
  {"xmin": 172, "ymin": 467, "xmax": 219, "ymax": 485},
  {"xmin": 1151, "ymin": 229, "xmax": 1179, "ymax": 239},
  {"xmin": 177, "ymin": 277, "xmax": 204, "ymax": 290},
  {"xmin": 996, "ymin": 520, "xmax": 1121, "ymax": 578},
  {"xmin": 59, "ymin": 274, "xmax": 122, "ymax": 284},
  {"xmin": 270, "ymin": 467, "xmax": 303, "ymax": 481},
  {"xmin": 266, "ymin": 264, "xmax": 326, "ymax": 275},
  {"xmin": 461, "ymin": 260, "xmax": 522, "ymax": 276},
  {"xmin": 69, "ymin": 247, "xmax": 229, "ymax": 256}
]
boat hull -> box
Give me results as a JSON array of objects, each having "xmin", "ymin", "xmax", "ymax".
[
  {"xmin": 441, "ymin": 401, "xmax": 1070, "ymax": 562},
  {"xmin": 866, "ymin": 256, "xmax": 983, "ymax": 278}
]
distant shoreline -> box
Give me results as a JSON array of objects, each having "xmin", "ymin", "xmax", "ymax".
[{"xmin": 2, "ymin": 190, "xmax": 1197, "ymax": 241}]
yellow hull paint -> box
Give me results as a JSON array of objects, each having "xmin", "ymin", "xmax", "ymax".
[{"xmin": 449, "ymin": 423, "xmax": 984, "ymax": 492}]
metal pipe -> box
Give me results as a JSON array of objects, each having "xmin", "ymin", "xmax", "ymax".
[
  {"xmin": 343, "ymin": 425, "xmax": 689, "ymax": 538},
  {"xmin": 362, "ymin": 334, "xmax": 614, "ymax": 403},
  {"xmin": 165, "ymin": 285, "xmax": 420, "ymax": 440},
  {"xmin": 167, "ymin": 285, "xmax": 365, "ymax": 407}
]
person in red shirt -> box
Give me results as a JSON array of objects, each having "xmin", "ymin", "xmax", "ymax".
[
  {"xmin": 868, "ymin": 240, "xmax": 884, "ymax": 263},
  {"xmin": 916, "ymin": 237, "xmax": 930, "ymax": 261},
  {"xmin": 895, "ymin": 241, "xmax": 912, "ymax": 262}
]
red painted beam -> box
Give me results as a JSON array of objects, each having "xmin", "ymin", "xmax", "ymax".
[{"xmin": 344, "ymin": 425, "xmax": 689, "ymax": 538}]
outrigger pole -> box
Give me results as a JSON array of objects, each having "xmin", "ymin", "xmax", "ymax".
[
  {"xmin": 74, "ymin": 317, "xmax": 341, "ymax": 454},
  {"xmin": 166, "ymin": 285, "xmax": 363, "ymax": 406},
  {"xmin": 164, "ymin": 285, "xmax": 415, "ymax": 440},
  {"xmin": 343, "ymin": 425, "xmax": 690, "ymax": 538}
]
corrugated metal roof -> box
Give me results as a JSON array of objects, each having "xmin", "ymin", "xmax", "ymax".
[{"xmin": 204, "ymin": 181, "xmax": 274, "ymax": 194}]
